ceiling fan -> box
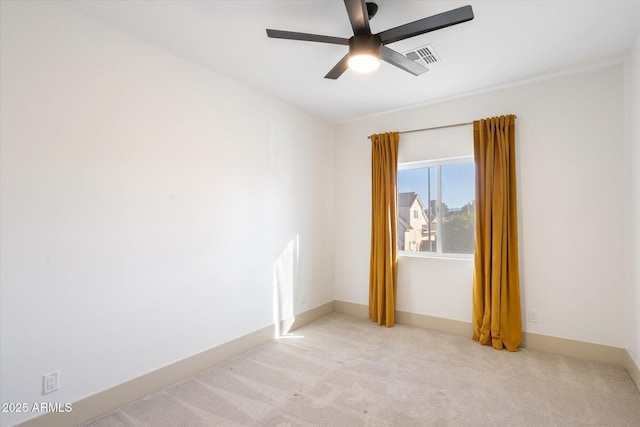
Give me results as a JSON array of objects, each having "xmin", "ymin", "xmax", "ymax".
[{"xmin": 266, "ymin": 0, "xmax": 474, "ymax": 79}]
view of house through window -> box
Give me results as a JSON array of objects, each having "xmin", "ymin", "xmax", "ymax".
[{"xmin": 398, "ymin": 157, "xmax": 475, "ymax": 256}]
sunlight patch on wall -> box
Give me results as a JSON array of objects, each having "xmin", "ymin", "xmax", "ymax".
[{"xmin": 273, "ymin": 235, "xmax": 299, "ymax": 337}]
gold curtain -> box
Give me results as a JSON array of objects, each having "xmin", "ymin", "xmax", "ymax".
[
  {"xmin": 369, "ymin": 132, "xmax": 399, "ymax": 327},
  {"xmin": 472, "ymin": 115, "xmax": 522, "ymax": 351}
]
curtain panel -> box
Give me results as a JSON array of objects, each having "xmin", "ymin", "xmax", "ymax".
[
  {"xmin": 369, "ymin": 132, "xmax": 399, "ymax": 327},
  {"xmin": 472, "ymin": 115, "xmax": 522, "ymax": 351}
]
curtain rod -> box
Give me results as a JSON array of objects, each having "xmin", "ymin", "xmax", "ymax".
[{"xmin": 367, "ymin": 116, "xmax": 517, "ymax": 139}]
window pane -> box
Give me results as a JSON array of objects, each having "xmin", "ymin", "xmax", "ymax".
[
  {"xmin": 441, "ymin": 163, "xmax": 475, "ymax": 254},
  {"xmin": 398, "ymin": 168, "xmax": 436, "ymax": 253}
]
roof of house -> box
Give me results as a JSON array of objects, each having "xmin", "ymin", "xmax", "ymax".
[
  {"xmin": 398, "ymin": 192, "xmax": 419, "ymax": 209},
  {"xmin": 399, "ymin": 216, "xmax": 412, "ymax": 231}
]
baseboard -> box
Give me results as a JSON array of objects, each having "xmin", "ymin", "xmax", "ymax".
[
  {"xmin": 288, "ymin": 301, "xmax": 335, "ymax": 333},
  {"xmin": 396, "ymin": 310, "xmax": 473, "ymax": 338},
  {"xmin": 624, "ymin": 350, "xmax": 640, "ymax": 392},
  {"xmin": 333, "ymin": 300, "xmax": 631, "ymax": 369},
  {"xmin": 334, "ymin": 300, "xmax": 369, "ymax": 318},
  {"xmin": 275, "ymin": 301, "xmax": 335, "ymax": 335},
  {"xmin": 523, "ymin": 331, "xmax": 626, "ymax": 366}
]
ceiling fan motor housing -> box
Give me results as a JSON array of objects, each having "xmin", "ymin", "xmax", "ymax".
[{"xmin": 349, "ymin": 34, "xmax": 381, "ymax": 58}]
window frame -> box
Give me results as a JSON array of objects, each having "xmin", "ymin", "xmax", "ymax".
[{"xmin": 397, "ymin": 155, "xmax": 475, "ymax": 260}]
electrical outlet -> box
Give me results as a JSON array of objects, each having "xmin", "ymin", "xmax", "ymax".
[
  {"xmin": 527, "ymin": 310, "xmax": 538, "ymax": 323},
  {"xmin": 43, "ymin": 371, "xmax": 59, "ymax": 394}
]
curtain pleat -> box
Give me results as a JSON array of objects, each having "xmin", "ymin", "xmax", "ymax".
[
  {"xmin": 472, "ymin": 115, "xmax": 522, "ymax": 351},
  {"xmin": 369, "ymin": 132, "xmax": 399, "ymax": 327}
]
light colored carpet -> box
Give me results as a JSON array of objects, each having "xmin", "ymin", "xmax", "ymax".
[{"xmin": 83, "ymin": 313, "xmax": 640, "ymax": 426}]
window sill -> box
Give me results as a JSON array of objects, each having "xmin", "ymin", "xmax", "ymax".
[{"xmin": 398, "ymin": 251, "xmax": 473, "ymax": 261}]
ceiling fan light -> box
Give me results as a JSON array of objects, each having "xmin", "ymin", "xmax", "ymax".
[{"xmin": 348, "ymin": 53, "xmax": 380, "ymax": 73}]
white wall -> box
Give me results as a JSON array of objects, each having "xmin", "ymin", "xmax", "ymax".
[
  {"xmin": 0, "ymin": 2, "xmax": 334, "ymax": 426},
  {"xmin": 334, "ymin": 64, "xmax": 627, "ymax": 348},
  {"xmin": 625, "ymin": 35, "xmax": 640, "ymax": 369}
]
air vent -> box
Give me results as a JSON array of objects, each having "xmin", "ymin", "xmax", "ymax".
[{"xmin": 404, "ymin": 44, "xmax": 440, "ymax": 67}]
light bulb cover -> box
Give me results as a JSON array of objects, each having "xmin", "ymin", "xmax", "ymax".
[
  {"xmin": 347, "ymin": 34, "xmax": 382, "ymax": 74},
  {"xmin": 348, "ymin": 54, "xmax": 380, "ymax": 73}
]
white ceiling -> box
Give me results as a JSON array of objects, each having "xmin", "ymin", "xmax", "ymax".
[{"xmin": 62, "ymin": 0, "xmax": 640, "ymax": 123}]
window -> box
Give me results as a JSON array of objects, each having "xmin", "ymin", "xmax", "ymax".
[{"xmin": 398, "ymin": 156, "xmax": 475, "ymax": 257}]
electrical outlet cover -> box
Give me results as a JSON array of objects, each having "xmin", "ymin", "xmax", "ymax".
[{"xmin": 43, "ymin": 371, "xmax": 59, "ymax": 394}]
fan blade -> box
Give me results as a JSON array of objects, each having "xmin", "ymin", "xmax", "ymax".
[
  {"xmin": 266, "ymin": 29, "xmax": 349, "ymax": 45},
  {"xmin": 380, "ymin": 46, "xmax": 428, "ymax": 76},
  {"xmin": 324, "ymin": 54, "xmax": 350, "ymax": 79},
  {"xmin": 344, "ymin": 0, "xmax": 370, "ymax": 35},
  {"xmin": 377, "ymin": 5, "xmax": 474, "ymax": 45}
]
